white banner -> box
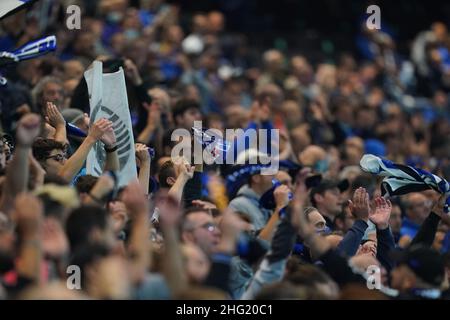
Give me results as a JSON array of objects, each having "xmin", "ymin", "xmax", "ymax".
[
  {"xmin": 84, "ymin": 61, "xmax": 137, "ymax": 187},
  {"xmin": 0, "ymin": 0, "xmax": 33, "ymax": 19}
]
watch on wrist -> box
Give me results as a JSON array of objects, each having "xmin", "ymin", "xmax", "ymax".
[{"xmin": 104, "ymin": 144, "xmax": 118, "ymax": 153}]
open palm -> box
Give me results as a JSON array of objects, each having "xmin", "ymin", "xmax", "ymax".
[{"xmin": 369, "ymin": 197, "xmax": 392, "ymax": 229}]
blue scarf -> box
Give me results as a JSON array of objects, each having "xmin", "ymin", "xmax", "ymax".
[{"xmin": 360, "ymin": 154, "xmax": 450, "ymax": 213}]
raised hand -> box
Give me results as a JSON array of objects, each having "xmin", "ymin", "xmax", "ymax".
[
  {"xmin": 290, "ymin": 167, "xmax": 311, "ymax": 211},
  {"xmin": 369, "ymin": 196, "xmax": 392, "ymax": 230},
  {"xmin": 348, "ymin": 187, "xmax": 370, "ymax": 222},
  {"xmin": 173, "ymin": 157, "xmax": 194, "ymax": 182},
  {"xmin": 100, "ymin": 126, "xmax": 117, "ymax": 148},
  {"xmin": 16, "ymin": 113, "xmax": 41, "ymax": 146},
  {"xmin": 88, "ymin": 118, "xmax": 113, "ymax": 141},
  {"xmin": 124, "ymin": 59, "xmax": 143, "ymax": 86},
  {"xmin": 135, "ymin": 143, "xmax": 150, "ymax": 163},
  {"xmin": 274, "ymin": 184, "xmax": 291, "ymax": 209},
  {"xmin": 45, "ymin": 102, "xmax": 65, "ymax": 129}
]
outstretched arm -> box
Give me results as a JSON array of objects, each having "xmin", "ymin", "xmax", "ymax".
[
  {"xmin": 370, "ymin": 197, "xmax": 395, "ymax": 272},
  {"xmin": 337, "ymin": 187, "xmax": 370, "ymax": 256},
  {"xmin": 158, "ymin": 195, "xmax": 188, "ymax": 297},
  {"xmin": 168, "ymin": 158, "xmax": 194, "ymax": 203},
  {"xmin": 410, "ymin": 195, "xmax": 446, "ymax": 248},
  {"xmin": 0, "ymin": 114, "xmax": 40, "ymax": 214},
  {"xmin": 258, "ymin": 184, "xmax": 291, "ymax": 242},
  {"xmin": 14, "ymin": 194, "xmax": 44, "ymax": 286},
  {"xmin": 135, "ymin": 144, "xmax": 151, "ymax": 194},
  {"xmin": 122, "ymin": 181, "xmax": 151, "ymax": 285},
  {"xmin": 58, "ymin": 118, "xmax": 111, "ymax": 182}
]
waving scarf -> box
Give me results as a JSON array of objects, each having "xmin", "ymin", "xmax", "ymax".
[{"xmin": 360, "ymin": 154, "xmax": 450, "ymax": 214}]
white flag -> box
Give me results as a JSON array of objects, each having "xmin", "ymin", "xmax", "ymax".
[
  {"xmin": 84, "ymin": 61, "xmax": 137, "ymax": 187},
  {"xmin": 0, "ymin": 0, "xmax": 34, "ymax": 19}
]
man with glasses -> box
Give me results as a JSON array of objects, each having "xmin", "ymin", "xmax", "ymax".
[
  {"xmin": 32, "ymin": 138, "xmax": 68, "ymax": 177},
  {"xmin": 181, "ymin": 206, "xmax": 221, "ymax": 255},
  {"xmin": 32, "ymin": 118, "xmax": 119, "ymax": 183}
]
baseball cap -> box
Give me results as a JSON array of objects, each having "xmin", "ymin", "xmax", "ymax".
[{"xmin": 390, "ymin": 244, "xmax": 445, "ymax": 287}]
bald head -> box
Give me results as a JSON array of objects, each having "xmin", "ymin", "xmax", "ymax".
[{"xmin": 299, "ymin": 145, "xmax": 327, "ymax": 167}]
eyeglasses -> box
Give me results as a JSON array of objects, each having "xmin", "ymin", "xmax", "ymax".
[
  {"xmin": 192, "ymin": 222, "xmax": 217, "ymax": 233},
  {"xmin": 46, "ymin": 153, "xmax": 66, "ymax": 163}
]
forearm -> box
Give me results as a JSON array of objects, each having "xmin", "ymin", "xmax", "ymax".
[
  {"xmin": 319, "ymin": 248, "xmax": 366, "ymax": 287},
  {"xmin": 103, "ymin": 150, "xmax": 119, "ymax": 172},
  {"xmin": 243, "ymin": 219, "xmax": 297, "ymax": 299},
  {"xmin": 258, "ymin": 208, "xmax": 281, "ymax": 242},
  {"xmin": 410, "ymin": 211, "xmax": 441, "ymax": 247},
  {"xmin": 0, "ymin": 146, "xmax": 30, "ymax": 213},
  {"xmin": 267, "ymin": 217, "xmax": 296, "ymax": 263},
  {"xmin": 161, "ymin": 225, "xmax": 188, "ymax": 295},
  {"xmin": 376, "ymin": 227, "xmax": 396, "ymax": 272},
  {"xmin": 182, "ymin": 171, "xmax": 202, "ymax": 207},
  {"xmin": 7, "ymin": 146, "xmax": 29, "ymax": 194},
  {"xmin": 59, "ymin": 136, "xmax": 95, "ymax": 181},
  {"xmin": 53, "ymin": 125, "xmax": 68, "ymax": 144},
  {"xmin": 128, "ymin": 213, "xmax": 151, "ymax": 285},
  {"xmin": 168, "ymin": 176, "xmax": 189, "ymax": 204},
  {"xmin": 138, "ymin": 162, "xmax": 151, "ymax": 194},
  {"xmin": 137, "ymin": 125, "xmax": 156, "ymax": 144},
  {"xmin": 337, "ymin": 220, "xmax": 369, "ymax": 257}
]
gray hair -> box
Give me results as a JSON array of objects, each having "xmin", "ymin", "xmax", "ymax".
[{"xmin": 31, "ymin": 76, "xmax": 63, "ymax": 108}]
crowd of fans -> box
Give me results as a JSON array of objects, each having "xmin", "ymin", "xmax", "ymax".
[{"xmin": 0, "ymin": 0, "xmax": 450, "ymax": 300}]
